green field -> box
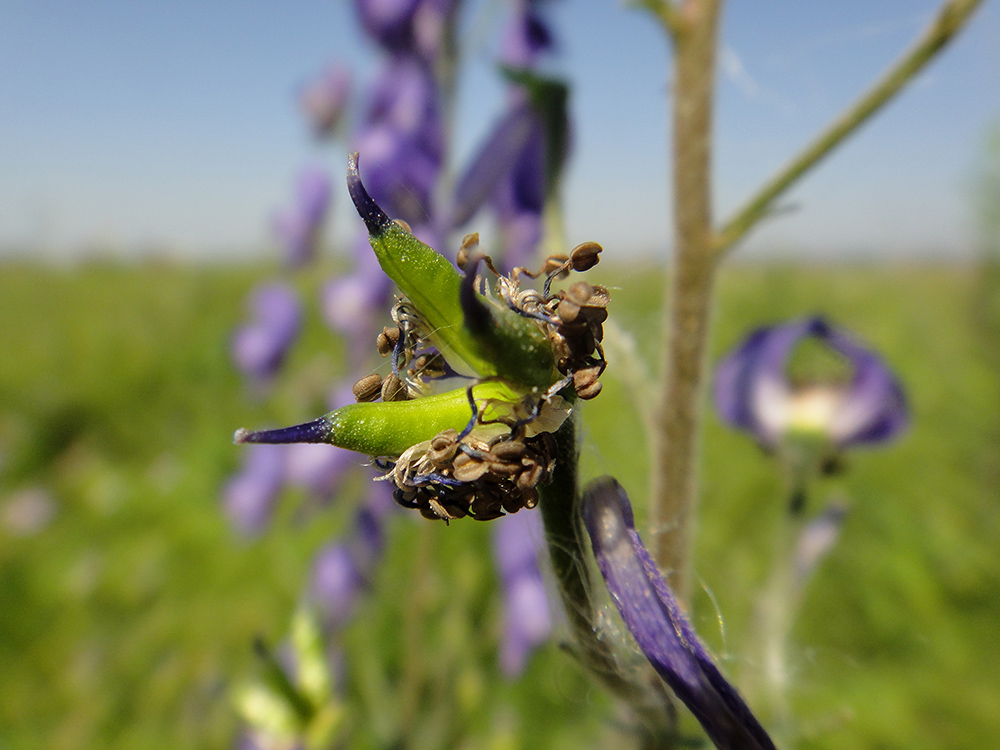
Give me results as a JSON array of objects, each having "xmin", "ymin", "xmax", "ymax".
[{"xmin": 1, "ymin": 260, "xmax": 997, "ymax": 749}]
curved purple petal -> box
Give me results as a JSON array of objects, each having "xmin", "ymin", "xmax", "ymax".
[
  {"xmin": 583, "ymin": 477, "xmax": 776, "ymax": 750},
  {"xmin": 821, "ymin": 327, "xmax": 909, "ymax": 446},
  {"xmin": 451, "ymin": 104, "xmax": 539, "ymax": 228}
]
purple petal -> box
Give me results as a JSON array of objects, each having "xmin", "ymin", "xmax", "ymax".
[
  {"xmin": 272, "ymin": 168, "xmax": 332, "ymax": 267},
  {"xmin": 451, "ymin": 104, "xmax": 539, "ymax": 228},
  {"xmin": 499, "ymin": 8, "xmax": 554, "ymax": 68},
  {"xmin": 353, "ymin": 0, "xmax": 422, "ymax": 51},
  {"xmin": 224, "ymin": 443, "xmax": 288, "ymax": 535},
  {"xmin": 300, "ymin": 65, "xmax": 352, "ymax": 138},
  {"xmin": 582, "ymin": 477, "xmax": 776, "ymax": 750},
  {"xmin": 821, "ymin": 327, "xmax": 909, "ymax": 446},
  {"xmin": 492, "ymin": 511, "xmax": 552, "ymax": 677},
  {"xmin": 285, "ymin": 442, "xmax": 356, "ymax": 498},
  {"xmin": 713, "ymin": 319, "xmax": 815, "ymax": 446}
]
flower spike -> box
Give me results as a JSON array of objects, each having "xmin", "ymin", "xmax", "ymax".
[{"xmin": 583, "ymin": 477, "xmax": 776, "ymax": 750}]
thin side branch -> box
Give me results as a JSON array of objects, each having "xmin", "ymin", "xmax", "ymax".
[{"xmin": 712, "ymin": 0, "xmax": 986, "ymax": 256}]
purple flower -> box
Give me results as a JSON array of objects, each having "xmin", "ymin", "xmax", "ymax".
[
  {"xmin": 498, "ymin": 3, "xmax": 553, "ymax": 68},
  {"xmin": 714, "ymin": 317, "xmax": 908, "ymax": 450},
  {"xmin": 492, "ymin": 510, "xmax": 552, "ymax": 677},
  {"xmin": 353, "ymin": 58, "xmax": 442, "ymax": 233},
  {"xmin": 353, "ymin": 0, "xmax": 423, "ymax": 52},
  {"xmin": 272, "ymin": 168, "xmax": 332, "ymax": 267},
  {"xmin": 310, "ymin": 481, "xmax": 394, "ymax": 631},
  {"xmin": 582, "ymin": 477, "xmax": 776, "ymax": 750},
  {"xmin": 224, "ymin": 443, "xmax": 288, "ymax": 535},
  {"xmin": 300, "ymin": 65, "xmax": 352, "ymax": 139},
  {"xmin": 231, "ymin": 283, "xmax": 303, "ymax": 383}
]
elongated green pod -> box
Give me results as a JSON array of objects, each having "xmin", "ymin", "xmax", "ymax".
[
  {"xmin": 347, "ymin": 153, "xmax": 556, "ymax": 389},
  {"xmin": 234, "ymin": 380, "xmax": 522, "ymax": 457}
]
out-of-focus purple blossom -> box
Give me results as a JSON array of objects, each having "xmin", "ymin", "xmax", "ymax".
[
  {"xmin": 285, "ymin": 443, "xmax": 358, "ymax": 500},
  {"xmin": 232, "ymin": 284, "xmax": 303, "ymax": 384},
  {"xmin": 714, "ymin": 317, "xmax": 909, "ymax": 450},
  {"xmin": 273, "ymin": 168, "xmax": 332, "ymax": 267},
  {"xmin": 225, "ymin": 443, "xmax": 288, "ymax": 535},
  {"xmin": 498, "ymin": 4, "xmax": 553, "ymax": 68},
  {"xmin": 582, "ymin": 477, "xmax": 776, "ymax": 750},
  {"xmin": 492, "ymin": 510, "xmax": 552, "ymax": 677},
  {"xmin": 300, "ymin": 65, "xmax": 352, "ymax": 139},
  {"xmin": 353, "ymin": 58, "xmax": 442, "ymax": 235},
  {"xmin": 354, "ymin": 0, "xmax": 422, "ymax": 52},
  {"xmin": 311, "ymin": 543, "xmax": 365, "ymax": 630},
  {"xmin": 354, "ymin": 0, "xmax": 461, "ymax": 59},
  {"xmin": 310, "ymin": 481, "xmax": 395, "ymax": 630}
]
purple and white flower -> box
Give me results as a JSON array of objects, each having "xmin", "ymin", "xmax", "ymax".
[{"xmin": 713, "ymin": 317, "xmax": 908, "ymax": 450}]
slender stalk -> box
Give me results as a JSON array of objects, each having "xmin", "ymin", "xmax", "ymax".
[
  {"xmin": 712, "ymin": 0, "xmax": 986, "ymax": 256},
  {"xmin": 540, "ymin": 417, "xmax": 678, "ymax": 743},
  {"xmin": 649, "ymin": 0, "xmax": 723, "ymax": 603}
]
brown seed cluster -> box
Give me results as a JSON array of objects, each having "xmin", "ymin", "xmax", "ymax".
[
  {"xmin": 497, "ymin": 241, "xmax": 610, "ymax": 400},
  {"xmin": 385, "ymin": 428, "xmax": 558, "ymax": 523},
  {"xmin": 348, "ymin": 234, "xmax": 609, "ymax": 522}
]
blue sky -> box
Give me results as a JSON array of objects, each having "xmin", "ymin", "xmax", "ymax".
[{"xmin": 1, "ymin": 0, "xmax": 997, "ymax": 262}]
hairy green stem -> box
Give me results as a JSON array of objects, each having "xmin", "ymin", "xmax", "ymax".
[
  {"xmin": 713, "ymin": 0, "xmax": 986, "ymax": 255},
  {"xmin": 649, "ymin": 0, "xmax": 723, "ymax": 603},
  {"xmin": 540, "ymin": 417, "xmax": 678, "ymax": 743}
]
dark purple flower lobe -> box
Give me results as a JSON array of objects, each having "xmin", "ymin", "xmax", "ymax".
[{"xmin": 583, "ymin": 477, "xmax": 776, "ymax": 750}]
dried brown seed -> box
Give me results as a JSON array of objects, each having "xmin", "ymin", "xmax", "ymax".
[
  {"xmin": 377, "ymin": 326, "xmax": 400, "ymax": 357},
  {"xmin": 557, "ymin": 298, "xmax": 582, "ymax": 324},
  {"xmin": 381, "ymin": 373, "xmax": 408, "ymax": 402},
  {"xmin": 587, "ymin": 285, "xmax": 611, "ymax": 308},
  {"xmin": 521, "ymin": 486, "xmax": 539, "ymax": 509},
  {"xmin": 576, "ymin": 379, "xmax": 603, "ymax": 400},
  {"xmin": 566, "ymin": 281, "xmax": 594, "ymax": 306},
  {"xmin": 352, "ymin": 373, "xmax": 384, "ymax": 402},
  {"xmin": 453, "ymin": 454, "xmax": 489, "ymax": 482},
  {"xmin": 427, "ymin": 429, "xmax": 459, "ymax": 466},
  {"xmin": 517, "ymin": 463, "xmax": 544, "ymax": 490},
  {"xmin": 490, "ymin": 441, "xmax": 527, "ymax": 462},
  {"xmin": 570, "ymin": 241, "xmax": 602, "ymax": 272}
]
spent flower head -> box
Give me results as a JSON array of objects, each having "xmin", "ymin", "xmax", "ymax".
[{"xmin": 235, "ymin": 153, "xmax": 608, "ymax": 523}]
